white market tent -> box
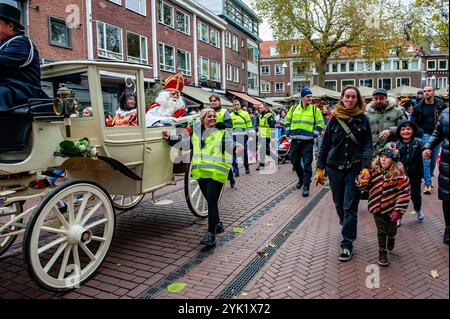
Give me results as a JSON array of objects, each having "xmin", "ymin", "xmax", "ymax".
[
  {"xmin": 357, "ymin": 86, "xmax": 375, "ymax": 99},
  {"xmin": 292, "ymin": 85, "xmax": 340, "ymax": 99},
  {"xmin": 435, "ymin": 87, "xmax": 448, "ymax": 97},
  {"xmin": 388, "ymin": 86, "xmax": 421, "ymax": 97}
]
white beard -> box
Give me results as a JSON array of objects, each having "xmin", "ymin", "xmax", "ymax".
[{"xmin": 146, "ymin": 90, "xmax": 186, "ymax": 127}]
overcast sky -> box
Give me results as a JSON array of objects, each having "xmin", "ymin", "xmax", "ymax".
[{"xmin": 242, "ymin": 0, "xmax": 274, "ymax": 40}]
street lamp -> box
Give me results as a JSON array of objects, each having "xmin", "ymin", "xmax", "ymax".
[{"xmin": 282, "ymin": 62, "xmax": 287, "ymax": 68}]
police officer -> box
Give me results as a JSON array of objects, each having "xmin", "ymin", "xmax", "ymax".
[
  {"xmin": 256, "ymin": 102, "xmax": 276, "ymax": 170},
  {"xmin": 0, "ymin": 3, "xmax": 46, "ymax": 110},
  {"xmin": 285, "ymin": 87, "xmax": 324, "ymax": 197},
  {"xmin": 230, "ymin": 99, "xmax": 252, "ymax": 176}
]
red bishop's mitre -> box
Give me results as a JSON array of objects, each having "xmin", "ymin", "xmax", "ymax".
[{"xmin": 164, "ymin": 73, "xmax": 184, "ymax": 93}]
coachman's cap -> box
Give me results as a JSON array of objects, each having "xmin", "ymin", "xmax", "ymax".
[
  {"xmin": 164, "ymin": 73, "xmax": 184, "ymax": 93},
  {"xmin": 0, "ymin": 3, "xmax": 24, "ymax": 30}
]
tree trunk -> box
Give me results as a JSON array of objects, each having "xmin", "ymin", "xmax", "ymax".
[{"xmin": 316, "ymin": 58, "xmax": 328, "ymax": 88}]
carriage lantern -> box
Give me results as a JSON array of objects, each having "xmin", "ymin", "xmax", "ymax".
[{"xmin": 52, "ymin": 84, "xmax": 76, "ymax": 137}]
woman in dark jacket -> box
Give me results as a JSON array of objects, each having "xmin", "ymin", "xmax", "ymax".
[
  {"xmin": 423, "ymin": 108, "xmax": 449, "ymax": 244},
  {"xmin": 396, "ymin": 120, "xmax": 424, "ymax": 224},
  {"xmin": 316, "ymin": 85, "xmax": 373, "ymax": 261}
]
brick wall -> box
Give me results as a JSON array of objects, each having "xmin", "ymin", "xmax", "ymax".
[{"xmin": 225, "ymin": 24, "xmax": 247, "ymax": 92}]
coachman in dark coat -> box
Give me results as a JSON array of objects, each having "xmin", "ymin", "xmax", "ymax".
[{"xmin": 0, "ymin": 3, "xmax": 46, "ymax": 111}]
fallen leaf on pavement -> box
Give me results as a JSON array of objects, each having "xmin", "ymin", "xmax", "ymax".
[
  {"xmin": 267, "ymin": 243, "xmax": 276, "ymax": 248},
  {"xmin": 430, "ymin": 270, "xmax": 439, "ymax": 279},
  {"xmin": 410, "ymin": 211, "xmax": 416, "ymax": 215},
  {"xmin": 233, "ymin": 227, "xmax": 245, "ymax": 233},
  {"xmin": 167, "ymin": 282, "xmax": 187, "ymax": 293},
  {"xmin": 257, "ymin": 251, "xmax": 268, "ymax": 257}
]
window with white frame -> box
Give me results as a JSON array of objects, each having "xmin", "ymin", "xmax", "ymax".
[
  {"xmin": 426, "ymin": 77, "xmax": 436, "ymax": 87},
  {"xmin": 366, "ymin": 62, "xmax": 373, "ymax": 71},
  {"xmin": 158, "ymin": 0, "xmax": 174, "ymax": 27},
  {"xmin": 232, "ymin": 35, "xmax": 238, "ymax": 51},
  {"xmin": 177, "ymin": 49, "xmax": 191, "ymax": 76},
  {"xmin": 383, "ymin": 61, "xmax": 391, "ymax": 71},
  {"xmin": 292, "ymin": 46, "xmax": 300, "ymax": 54},
  {"xmin": 275, "ymin": 64, "xmax": 284, "ymax": 75},
  {"xmin": 359, "ymin": 78, "xmax": 373, "ymax": 87},
  {"xmin": 275, "ymin": 82, "xmax": 284, "ymax": 92},
  {"xmin": 261, "ymin": 82, "xmax": 270, "ymax": 93},
  {"xmin": 396, "ymin": 77, "xmax": 410, "ymax": 87},
  {"xmin": 341, "ymin": 79, "xmax": 355, "ymax": 87},
  {"xmin": 97, "ymin": 21, "xmax": 123, "ymax": 60},
  {"xmin": 126, "ymin": 0, "xmax": 146, "ymax": 16},
  {"xmin": 356, "ymin": 61, "xmax": 364, "ymax": 72},
  {"xmin": 427, "ymin": 60, "xmax": 436, "ymax": 71},
  {"xmin": 324, "ymin": 80, "xmax": 337, "ymax": 91},
  {"xmin": 438, "ymin": 77, "xmax": 447, "ymax": 89},
  {"xmin": 233, "ymin": 66, "xmax": 239, "ymax": 82},
  {"xmin": 260, "ymin": 65, "xmax": 270, "ymax": 75},
  {"xmin": 393, "ymin": 60, "xmax": 400, "ymax": 70},
  {"xmin": 176, "ymin": 10, "xmax": 190, "ymax": 35},
  {"xmin": 269, "ymin": 45, "xmax": 278, "ymax": 56},
  {"xmin": 159, "ymin": 43, "xmax": 175, "ymax": 72},
  {"xmin": 378, "ymin": 78, "xmax": 392, "ymax": 90},
  {"xmin": 248, "ymin": 71, "xmax": 257, "ymax": 90},
  {"xmin": 438, "ymin": 59, "xmax": 448, "ymax": 70},
  {"xmin": 225, "ymin": 31, "xmax": 231, "ymax": 48},
  {"xmin": 331, "ymin": 63, "xmax": 338, "ymax": 72},
  {"xmin": 108, "ymin": 0, "xmax": 121, "ymax": 4},
  {"xmin": 340, "ymin": 63, "xmax": 347, "ymax": 72},
  {"xmin": 226, "ymin": 64, "xmax": 232, "ymax": 81},
  {"xmin": 374, "ymin": 61, "xmax": 382, "ymax": 71},
  {"xmin": 401, "ymin": 60, "xmax": 409, "ymax": 70},
  {"xmin": 410, "ymin": 60, "xmax": 419, "ymax": 70},
  {"xmin": 198, "ymin": 22, "xmax": 209, "ymax": 43},
  {"xmin": 49, "ymin": 17, "xmax": 71, "ymax": 48},
  {"xmin": 127, "ymin": 32, "xmax": 147, "ymax": 64},
  {"xmin": 348, "ymin": 62, "xmax": 355, "ymax": 72},
  {"xmin": 199, "ymin": 56, "xmax": 209, "ymax": 79},
  {"xmin": 210, "ymin": 61, "xmax": 221, "ymax": 82},
  {"xmin": 210, "ymin": 29, "xmax": 220, "ymax": 48}
]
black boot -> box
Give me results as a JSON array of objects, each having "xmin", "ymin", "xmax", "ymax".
[
  {"xmin": 200, "ymin": 232, "xmax": 216, "ymax": 246},
  {"xmin": 296, "ymin": 179, "xmax": 303, "ymax": 189},
  {"xmin": 378, "ymin": 249, "xmax": 389, "ymax": 266},
  {"xmin": 387, "ymin": 236, "xmax": 395, "ymax": 251},
  {"xmin": 302, "ymin": 184, "xmax": 310, "ymax": 197},
  {"xmin": 444, "ymin": 226, "xmax": 449, "ymax": 244},
  {"xmin": 215, "ymin": 222, "xmax": 224, "ymax": 234},
  {"xmin": 256, "ymin": 163, "xmax": 264, "ymax": 171},
  {"xmin": 245, "ymin": 167, "xmax": 250, "ymax": 174}
]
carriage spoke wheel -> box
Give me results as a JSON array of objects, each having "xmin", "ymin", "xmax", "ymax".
[
  {"xmin": 23, "ymin": 180, "xmax": 115, "ymax": 291},
  {"xmin": 111, "ymin": 194, "xmax": 144, "ymax": 211},
  {"xmin": 184, "ymin": 162, "xmax": 224, "ymax": 218},
  {"xmin": 0, "ymin": 202, "xmax": 23, "ymax": 256}
]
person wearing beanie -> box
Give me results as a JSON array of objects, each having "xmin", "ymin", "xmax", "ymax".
[
  {"xmin": 0, "ymin": 3, "xmax": 47, "ymax": 110},
  {"xmin": 357, "ymin": 142, "xmax": 411, "ymax": 266},
  {"xmin": 284, "ymin": 86, "xmax": 324, "ymax": 197},
  {"xmin": 365, "ymin": 88, "xmax": 405, "ymax": 159},
  {"xmin": 396, "ymin": 120, "xmax": 424, "ymax": 224}
]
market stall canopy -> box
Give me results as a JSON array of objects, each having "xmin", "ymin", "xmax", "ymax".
[
  {"xmin": 228, "ymin": 90, "xmax": 263, "ymax": 106},
  {"xmin": 388, "ymin": 86, "xmax": 421, "ymax": 97},
  {"xmin": 435, "ymin": 87, "xmax": 448, "ymax": 97},
  {"xmin": 254, "ymin": 97, "xmax": 284, "ymax": 109},
  {"xmin": 292, "ymin": 85, "xmax": 340, "ymax": 99},
  {"xmin": 182, "ymin": 86, "xmax": 232, "ymax": 107},
  {"xmin": 357, "ymin": 86, "xmax": 375, "ymax": 99}
]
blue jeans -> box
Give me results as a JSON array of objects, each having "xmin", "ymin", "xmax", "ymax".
[
  {"xmin": 327, "ymin": 165, "xmax": 361, "ymax": 250},
  {"xmin": 422, "ymin": 134, "xmax": 441, "ymax": 186}
]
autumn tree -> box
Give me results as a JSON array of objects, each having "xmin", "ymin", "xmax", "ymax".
[{"xmin": 253, "ymin": 0, "xmax": 400, "ymax": 86}]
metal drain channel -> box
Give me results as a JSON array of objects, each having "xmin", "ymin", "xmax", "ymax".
[
  {"xmin": 138, "ymin": 184, "xmax": 299, "ymax": 299},
  {"xmin": 217, "ymin": 188, "xmax": 328, "ymax": 299}
]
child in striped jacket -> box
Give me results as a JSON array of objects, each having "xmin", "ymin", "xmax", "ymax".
[{"xmin": 357, "ymin": 142, "xmax": 411, "ymax": 266}]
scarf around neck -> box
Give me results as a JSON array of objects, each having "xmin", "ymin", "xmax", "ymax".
[{"xmin": 334, "ymin": 103, "xmax": 365, "ymax": 120}]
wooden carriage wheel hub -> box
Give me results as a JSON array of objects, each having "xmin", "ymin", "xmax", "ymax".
[{"xmin": 67, "ymin": 224, "xmax": 92, "ymax": 245}]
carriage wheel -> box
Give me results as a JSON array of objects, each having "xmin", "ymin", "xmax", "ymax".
[
  {"xmin": 111, "ymin": 194, "xmax": 144, "ymax": 211},
  {"xmin": 23, "ymin": 180, "xmax": 115, "ymax": 291},
  {"xmin": 184, "ymin": 162, "xmax": 225, "ymax": 218},
  {"xmin": 0, "ymin": 202, "xmax": 23, "ymax": 256}
]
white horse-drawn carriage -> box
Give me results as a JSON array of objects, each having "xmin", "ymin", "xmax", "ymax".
[{"xmin": 0, "ymin": 61, "xmax": 210, "ymax": 291}]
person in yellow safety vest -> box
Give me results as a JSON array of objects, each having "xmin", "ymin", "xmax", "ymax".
[
  {"xmin": 284, "ymin": 87, "xmax": 324, "ymax": 197},
  {"xmin": 230, "ymin": 99, "xmax": 253, "ymax": 176},
  {"xmin": 256, "ymin": 102, "xmax": 277, "ymax": 170},
  {"xmin": 209, "ymin": 93, "xmax": 235, "ymax": 188},
  {"xmin": 162, "ymin": 108, "xmax": 233, "ymax": 247}
]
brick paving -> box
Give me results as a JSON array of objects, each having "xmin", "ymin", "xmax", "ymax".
[{"xmin": 0, "ymin": 163, "xmax": 448, "ymax": 299}]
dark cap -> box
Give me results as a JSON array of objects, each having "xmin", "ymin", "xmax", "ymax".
[
  {"xmin": 373, "ymin": 88, "xmax": 387, "ymax": 96},
  {"xmin": 417, "ymin": 89, "xmax": 424, "ymax": 95},
  {"xmin": 0, "ymin": 4, "xmax": 24, "ymax": 30}
]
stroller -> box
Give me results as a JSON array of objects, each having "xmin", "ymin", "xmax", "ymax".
[{"xmin": 277, "ymin": 135, "xmax": 291, "ymax": 164}]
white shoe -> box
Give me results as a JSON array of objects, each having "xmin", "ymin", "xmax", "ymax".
[{"xmin": 416, "ymin": 210, "xmax": 424, "ymax": 222}]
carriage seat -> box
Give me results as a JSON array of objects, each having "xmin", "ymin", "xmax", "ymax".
[{"xmin": 0, "ymin": 99, "xmax": 55, "ymax": 152}]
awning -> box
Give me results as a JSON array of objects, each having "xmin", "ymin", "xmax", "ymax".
[
  {"xmin": 228, "ymin": 90, "xmax": 262, "ymax": 106},
  {"xmin": 182, "ymin": 86, "xmax": 232, "ymax": 107},
  {"xmin": 254, "ymin": 97, "xmax": 284, "ymax": 109}
]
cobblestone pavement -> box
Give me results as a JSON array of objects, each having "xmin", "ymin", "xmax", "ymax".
[{"xmin": 0, "ymin": 163, "xmax": 448, "ymax": 299}]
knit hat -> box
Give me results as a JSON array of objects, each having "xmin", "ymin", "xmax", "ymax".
[
  {"xmin": 396, "ymin": 119, "xmax": 418, "ymax": 138},
  {"xmin": 301, "ymin": 87, "xmax": 312, "ymax": 98},
  {"xmin": 378, "ymin": 142, "xmax": 400, "ymax": 161}
]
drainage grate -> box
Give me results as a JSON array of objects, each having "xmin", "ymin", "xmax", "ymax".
[
  {"xmin": 216, "ymin": 188, "xmax": 328, "ymax": 299},
  {"xmin": 138, "ymin": 184, "xmax": 299, "ymax": 299}
]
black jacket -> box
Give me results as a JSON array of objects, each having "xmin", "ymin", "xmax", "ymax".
[
  {"xmin": 396, "ymin": 137, "xmax": 424, "ymax": 182},
  {"xmin": 0, "ymin": 34, "xmax": 47, "ymax": 110},
  {"xmin": 411, "ymin": 97, "xmax": 446, "ymax": 135},
  {"xmin": 317, "ymin": 114, "xmax": 373, "ymax": 170},
  {"xmin": 424, "ymin": 108, "xmax": 449, "ymax": 201}
]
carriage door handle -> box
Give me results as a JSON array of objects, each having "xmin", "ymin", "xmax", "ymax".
[{"xmin": 145, "ymin": 144, "xmax": 153, "ymax": 153}]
